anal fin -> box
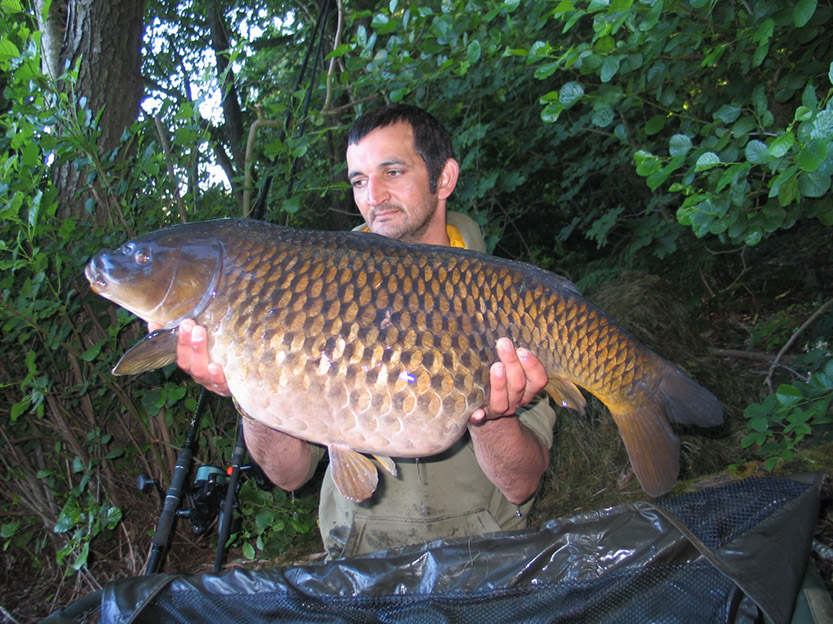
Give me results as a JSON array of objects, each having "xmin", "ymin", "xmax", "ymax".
[
  {"xmin": 372, "ymin": 454, "xmax": 397, "ymax": 477},
  {"xmin": 545, "ymin": 377, "xmax": 587, "ymax": 413},
  {"xmin": 328, "ymin": 444, "xmax": 379, "ymax": 503}
]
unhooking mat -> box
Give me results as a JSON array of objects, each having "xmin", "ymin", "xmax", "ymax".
[{"xmin": 89, "ymin": 475, "xmax": 823, "ymax": 623}]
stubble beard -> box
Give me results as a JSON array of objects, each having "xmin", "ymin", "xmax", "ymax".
[{"xmin": 369, "ymin": 200, "xmax": 438, "ymax": 244}]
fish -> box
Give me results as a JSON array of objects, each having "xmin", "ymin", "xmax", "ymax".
[{"xmin": 85, "ymin": 218, "xmax": 723, "ymax": 502}]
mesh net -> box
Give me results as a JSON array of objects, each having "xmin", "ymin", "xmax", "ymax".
[{"xmin": 100, "ymin": 476, "xmax": 818, "ymax": 624}]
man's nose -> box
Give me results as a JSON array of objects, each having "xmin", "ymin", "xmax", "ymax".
[{"xmin": 365, "ymin": 176, "xmax": 390, "ymax": 206}]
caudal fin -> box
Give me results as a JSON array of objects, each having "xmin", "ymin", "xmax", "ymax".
[
  {"xmin": 609, "ymin": 367, "xmax": 723, "ymax": 497},
  {"xmin": 658, "ymin": 367, "xmax": 724, "ymax": 428},
  {"xmin": 610, "ymin": 403, "xmax": 680, "ymax": 497}
]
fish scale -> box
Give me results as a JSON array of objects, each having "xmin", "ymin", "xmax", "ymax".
[{"xmin": 86, "ymin": 218, "xmax": 723, "ymax": 503}]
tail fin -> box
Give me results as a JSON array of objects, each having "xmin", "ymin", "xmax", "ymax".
[
  {"xmin": 609, "ymin": 367, "xmax": 723, "ymax": 497},
  {"xmin": 610, "ymin": 403, "xmax": 680, "ymax": 497},
  {"xmin": 659, "ymin": 367, "xmax": 724, "ymax": 428}
]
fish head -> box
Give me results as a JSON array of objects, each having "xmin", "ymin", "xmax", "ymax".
[{"xmin": 85, "ymin": 224, "xmax": 224, "ymax": 327}]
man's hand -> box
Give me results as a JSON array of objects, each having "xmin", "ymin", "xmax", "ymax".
[
  {"xmin": 148, "ymin": 319, "xmax": 231, "ymax": 396},
  {"xmin": 469, "ymin": 337, "xmax": 548, "ymax": 424}
]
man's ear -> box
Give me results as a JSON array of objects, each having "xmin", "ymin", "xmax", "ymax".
[{"xmin": 437, "ymin": 158, "xmax": 460, "ymax": 200}]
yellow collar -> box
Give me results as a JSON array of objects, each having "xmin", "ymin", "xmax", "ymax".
[
  {"xmin": 361, "ymin": 224, "xmax": 468, "ymax": 249},
  {"xmin": 446, "ymin": 224, "xmax": 466, "ymax": 249}
]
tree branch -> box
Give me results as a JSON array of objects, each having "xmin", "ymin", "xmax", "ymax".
[{"xmin": 766, "ymin": 298, "xmax": 833, "ymax": 392}]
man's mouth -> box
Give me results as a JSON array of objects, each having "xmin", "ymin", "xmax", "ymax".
[{"xmin": 371, "ymin": 205, "xmax": 403, "ymax": 222}]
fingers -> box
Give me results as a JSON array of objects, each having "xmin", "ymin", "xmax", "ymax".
[
  {"xmin": 474, "ymin": 338, "xmax": 549, "ymax": 423},
  {"xmin": 172, "ymin": 319, "xmax": 231, "ymax": 396}
]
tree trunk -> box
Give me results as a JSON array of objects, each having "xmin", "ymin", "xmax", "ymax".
[{"xmin": 38, "ymin": 0, "xmax": 145, "ymax": 222}]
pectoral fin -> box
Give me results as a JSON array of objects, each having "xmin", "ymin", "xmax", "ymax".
[
  {"xmin": 545, "ymin": 377, "xmax": 587, "ymax": 413},
  {"xmin": 328, "ymin": 444, "xmax": 379, "ymax": 503},
  {"xmin": 112, "ymin": 329, "xmax": 178, "ymax": 375}
]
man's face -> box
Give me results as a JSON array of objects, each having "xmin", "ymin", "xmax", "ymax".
[{"xmin": 346, "ymin": 122, "xmax": 440, "ymax": 243}]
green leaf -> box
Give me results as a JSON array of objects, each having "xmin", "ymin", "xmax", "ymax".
[
  {"xmin": 716, "ymin": 162, "xmax": 750, "ymax": 192},
  {"xmin": 794, "ymin": 106, "xmax": 813, "ymax": 122},
  {"xmin": 591, "ymin": 105, "xmax": 614, "ymax": 127},
  {"xmin": 540, "ymin": 101, "xmax": 563, "ymax": 123},
  {"xmin": 797, "ymin": 138, "xmax": 829, "ymax": 172},
  {"xmin": 695, "ymin": 152, "xmax": 720, "ymax": 171},
  {"xmin": 744, "ymin": 140, "xmax": 771, "ymax": 164},
  {"xmin": 634, "ymin": 150, "xmax": 661, "ymax": 176},
  {"xmin": 242, "ymin": 542, "xmax": 256, "ymax": 559},
  {"xmin": 644, "ymin": 114, "xmax": 665, "ymax": 136},
  {"xmin": 768, "ymin": 133, "xmax": 794, "ymax": 158},
  {"xmin": 600, "ymin": 55, "xmax": 620, "ymax": 82},
  {"xmin": 81, "ymin": 343, "xmax": 102, "ymax": 362},
  {"xmin": 741, "ymin": 432, "xmax": 765, "ymax": 448},
  {"xmin": 814, "ymin": 110, "xmax": 833, "ymax": 139},
  {"xmin": 829, "ymin": 60, "xmax": 833, "ymax": 86},
  {"xmin": 466, "ymin": 40, "xmax": 482, "ymax": 65},
  {"xmin": 534, "ymin": 61, "xmax": 560, "ymax": 80},
  {"xmin": 799, "ymin": 169, "xmax": 832, "ymax": 198},
  {"xmin": 776, "ymin": 384, "xmax": 804, "ymax": 407},
  {"xmin": 793, "ymin": 0, "xmax": 817, "ymax": 27},
  {"xmin": 559, "ymin": 81, "xmax": 584, "ymax": 107},
  {"xmin": 713, "ymin": 104, "xmax": 741, "ymax": 124},
  {"xmin": 325, "ymin": 43, "xmax": 352, "ymax": 60},
  {"xmin": 0, "ymin": 521, "xmax": 19, "ymax": 539},
  {"xmin": 0, "ymin": 38, "xmax": 20, "ymax": 64},
  {"xmin": 669, "ymin": 134, "xmax": 692, "ymax": 157},
  {"xmin": 3, "ymin": 0, "xmax": 24, "ymax": 14}
]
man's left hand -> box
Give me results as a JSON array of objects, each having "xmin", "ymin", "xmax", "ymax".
[{"xmin": 470, "ymin": 337, "xmax": 548, "ymax": 424}]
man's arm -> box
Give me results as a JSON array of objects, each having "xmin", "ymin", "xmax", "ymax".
[
  {"xmin": 150, "ymin": 319, "xmax": 315, "ymax": 490},
  {"xmin": 242, "ymin": 418, "xmax": 316, "ymax": 491},
  {"xmin": 468, "ymin": 338, "xmax": 552, "ymax": 504}
]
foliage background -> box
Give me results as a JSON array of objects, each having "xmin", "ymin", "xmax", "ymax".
[{"xmin": 0, "ymin": 0, "xmax": 831, "ymax": 619}]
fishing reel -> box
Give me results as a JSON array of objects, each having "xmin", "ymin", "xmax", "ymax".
[{"xmin": 138, "ymin": 465, "xmax": 232, "ymax": 536}]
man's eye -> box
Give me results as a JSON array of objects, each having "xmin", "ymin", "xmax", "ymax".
[{"xmin": 351, "ymin": 179, "xmax": 366, "ymax": 188}]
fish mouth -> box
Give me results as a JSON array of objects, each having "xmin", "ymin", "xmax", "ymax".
[{"xmin": 84, "ymin": 258, "xmax": 109, "ymax": 295}]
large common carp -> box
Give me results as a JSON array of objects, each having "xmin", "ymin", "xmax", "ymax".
[{"xmin": 86, "ymin": 219, "xmax": 722, "ymax": 502}]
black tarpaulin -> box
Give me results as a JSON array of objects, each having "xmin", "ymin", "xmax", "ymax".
[{"xmin": 92, "ymin": 475, "xmax": 821, "ymax": 624}]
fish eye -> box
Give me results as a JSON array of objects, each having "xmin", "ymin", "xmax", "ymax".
[{"xmin": 134, "ymin": 248, "xmax": 151, "ymax": 264}]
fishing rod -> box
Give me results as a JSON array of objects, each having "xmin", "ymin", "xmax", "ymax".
[{"xmin": 144, "ymin": 388, "xmax": 206, "ymax": 575}]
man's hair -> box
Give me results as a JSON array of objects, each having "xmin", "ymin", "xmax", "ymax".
[{"xmin": 347, "ymin": 103, "xmax": 455, "ymax": 193}]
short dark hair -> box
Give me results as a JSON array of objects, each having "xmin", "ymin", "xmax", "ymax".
[{"xmin": 347, "ymin": 103, "xmax": 455, "ymax": 193}]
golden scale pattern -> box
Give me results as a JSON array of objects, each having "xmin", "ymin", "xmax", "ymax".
[{"xmin": 206, "ymin": 224, "xmax": 662, "ymax": 455}]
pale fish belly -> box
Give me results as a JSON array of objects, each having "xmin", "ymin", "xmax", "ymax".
[{"xmin": 220, "ymin": 346, "xmax": 479, "ymax": 458}]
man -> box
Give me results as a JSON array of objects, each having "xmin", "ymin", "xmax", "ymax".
[{"xmin": 167, "ymin": 104, "xmax": 557, "ymax": 558}]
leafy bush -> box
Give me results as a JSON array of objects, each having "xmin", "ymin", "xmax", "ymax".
[
  {"xmin": 232, "ymin": 480, "xmax": 318, "ymax": 561},
  {"xmin": 743, "ymin": 355, "xmax": 833, "ymax": 471}
]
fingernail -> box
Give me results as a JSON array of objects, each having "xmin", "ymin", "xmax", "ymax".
[
  {"xmin": 517, "ymin": 348, "xmax": 530, "ymax": 360},
  {"xmin": 192, "ymin": 326, "xmax": 204, "ymax": 342}
]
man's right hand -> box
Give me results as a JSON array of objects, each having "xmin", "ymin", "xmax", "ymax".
[{"xmin": 148, "ymin": 318, "xmax": 231, "ymax": 396}]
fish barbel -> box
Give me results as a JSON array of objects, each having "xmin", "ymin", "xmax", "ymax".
[{"xmin": 85, "ymin": 218, "xmax": 722, "ymax": 502}]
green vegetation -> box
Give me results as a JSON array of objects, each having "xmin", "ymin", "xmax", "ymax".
[{"xmin": 0, "ymin": 0, "xmax": 831, "ymax": 618}]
